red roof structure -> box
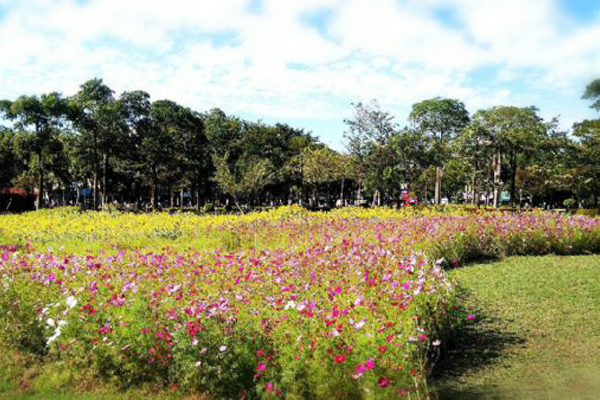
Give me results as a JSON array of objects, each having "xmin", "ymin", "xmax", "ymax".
[{"xmin": 0, "ymin": 187, "xmax": 37, "ymax": 196}]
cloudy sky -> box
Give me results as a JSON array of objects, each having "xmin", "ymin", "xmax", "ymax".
[{"xmin": 0, "ymin": 0, "xmax": 599, "ymax": 149}]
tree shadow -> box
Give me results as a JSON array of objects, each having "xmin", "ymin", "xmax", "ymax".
[{"xmin": 427, "ymin": 289, "xmax": 526, "ymax": 399}]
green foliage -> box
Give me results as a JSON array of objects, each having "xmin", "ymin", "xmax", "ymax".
[
  {"xmin": 582, "ymin": 78, "xmax": 600, "ymax": 111},
  {"xmin": 0, "ymin": 277, "xmax": 53, "ymax": 356},
  {"xmin": 213, "ymin": 153, "xmax": 274, "ymax": 212}
]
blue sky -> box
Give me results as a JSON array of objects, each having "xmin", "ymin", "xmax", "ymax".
[{"xmin": 0, "ymin": 0, "xmax": 599, "ymax": 150}]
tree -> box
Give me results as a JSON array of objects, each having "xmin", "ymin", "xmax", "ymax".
[
  {"xmin": 143, "ymin": 99, "xmax": 192, "ymax": 208},
  {"xmin": 119, "ymin": 90, "xmax": 152, "ymax": 208},
  {"xmin": 583, "ymin": 79, "xmax": 600, "ymax": 112},
  {"xmin": 302, "ymin": 146, "xmax": 340, "ymax": 206},
  {"xmin": 0, "ymin": 127, "xmax": 26, "ymax": 189},
  {"xmin": 474, "ymin": 106, "xmax": 546, "ymax": 207},
  {"xmin": 344, "ymin": 100, "xmax": 397, "ymax": 204},
  {"xmin": 71, "ymin": 78, "xmax": 121, "ymax": 210},
  {"xmin": 572, "ymin": 119, "xmax": 600, "ymax": 208},
  {"xmin": 409, "ymin": 98, "xmax": 470, "ymax": 204},
  {"xmin": 387, "ymin": 127, "xmax": 430, "ymax": 199},
  {"xmin": 212, "ymin": 153, "xmax": 273, "ymax": 213},
  {"xmin": 0, "ymin": 93, "xmax": 68, "ymax": 209}
]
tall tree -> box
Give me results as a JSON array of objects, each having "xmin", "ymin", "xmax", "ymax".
[
  {"xmin": 302, "ymin": 146, "xmax": 339, "ymax": 206},
  {"xmin": 409, "ymin": 97, "xmax": 470, "ymax": 204},
  {"xmin": 119, "ymin": 90, "xmax": 152, "ymax": 207},
  {"xmin": 573, "ymin": 80, "xmax": 600, "ymax": 208},
  {"xmin": 0, "ymin": 127, "xmax": 27, "ymax": 190},
  {"xmin": 71, "ymin": 78, "xmax": 121, "ymax": 210},
  {"xmin": 343, "ymin": 100, "xmax": 396, "ymax": 204},
  {"xmin": 212, "ymin": 153, "xmax": 273, "ymax": 213},
  {"xmin": 388, "ymin": 127, "xmax": 430, "ymax": 199},
  {"xmin": 0, "ymin": 93, "xmax": 68, "ymax": 209},
  {"xmin": 582, "ymin": 79, "xmax": 600, "ymax": 112},
  {"xmin": 475, "ymin": 106, "xmax": 546, "ymax": 207}
]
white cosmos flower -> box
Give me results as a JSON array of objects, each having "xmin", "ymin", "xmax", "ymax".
[
  {"xmin": 65, "ymin": 296, "xmax": 78, "ymax": 309},
  {"xmin": 284, "ymin": 301, "xmax": 296, "ymax": 310},
  {"xmin": 47, "ymin": 327, "xmax": 61, "ymax": 345}
]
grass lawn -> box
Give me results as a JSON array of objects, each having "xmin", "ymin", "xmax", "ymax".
[{"xmin": 431, "ymin": 255, "xmax": 600, "ymax": 400}]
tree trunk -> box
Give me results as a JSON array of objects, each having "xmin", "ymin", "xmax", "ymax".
[
  {"xmin": 435, "ymin": 166, "xmax": 442, "ymax": 205},
  {"xmin": 233, "ymin": 196, "xmax": 244, "ymax": 214},
  {"xmin": 472, "ymin": 143, "xmax": 479, "ymax": 206},
  {"xmin": 191, "ymin": 180, "xmax": 197, "ymax": 210},
  {"xmin": 180, "ymin": 185, "xmax": 184, "ymax": 211},
  {"xmin": 510, "ymin": 149, "xmax": 516, "ymax": 208},
  {"xmin": 340, "ymin": 177, "xmax": 345, "ymax": 204},
  {"xmin": 93, "ymin": 173, "xmax": 98, "ymax": 211},
  {"xmin": 169, "ymin": 184, "xmax": 174, "ymax": 208},
  {"xmin": 92, "ymin": 134, "xmax": 99, "ymax": 211},
  {"xmin": 152, "ymin": 165, "xmax": 158, "ymax": 209},
  {"xmin": 37, "ymin": 152, "xmax": 44, "ymax": 210},
  {"xmin": 102, "ymin": 152, "xmax": 108, "ymax": 209},
  {"xmin": 493, "ymin": 151, "xmax": 502, "ymax": 208}
]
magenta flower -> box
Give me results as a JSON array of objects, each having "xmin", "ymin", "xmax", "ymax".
[
  {"xmin": 365, "ymin": 359, "xmax": 375, "ymax": 370},
  {"xmin": 334, "ymin": 354, "xmax": 346, "ymax": 364},
  {"xmin": 378, "ymin": 377, "xmax": 390, "ymax": 388},
  {"xmin": 99, "ymin": 324, "xmax": 112, "ymax": 335},
  {"xmin": 257, "ymin": 363, "xmax": 266, "ymax": 371},
  {"xmin": 354, "ymin": 363, "xmax": 365, "ymax": 377}
]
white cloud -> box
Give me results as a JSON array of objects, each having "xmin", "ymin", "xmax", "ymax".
[{"xmin": 0, "ymin": 0, "xmax": 599, "ymax": 145}]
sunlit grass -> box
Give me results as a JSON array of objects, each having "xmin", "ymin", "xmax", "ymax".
[{"xmin": 433, "ymin": 255, "xmax": 600, "ymax": 399}]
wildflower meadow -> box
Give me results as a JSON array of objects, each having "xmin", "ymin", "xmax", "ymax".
[{"xmin": 1, "ymin": 206, "xmax": 599, "ymax": 399}]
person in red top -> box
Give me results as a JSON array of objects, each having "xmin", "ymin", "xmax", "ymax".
[{"xmin": 401, "ymin": 190, "xmax": 410, "ymax": 208}]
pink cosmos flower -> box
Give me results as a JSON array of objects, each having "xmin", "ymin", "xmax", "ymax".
[
  {"xmin": 466, "ymin": 314, "xmax": 476, "ymax": 320},
  {"xmin": 354, "ymin": 363, "xmax": 365, "ymax": 377},
  {"xmin": 378, "ymin": 377, "xmax": 390, "ymax": 388},
  {"xmin": 334, "ymin": 354, "xmax": 346, "ymax": 364},
  {"xmin": 99, "ymin": 324, "xmax": 112, "ymax": 335},
  {"xmin": 365, "ymin": 359, "xmax": 375, "ymax": 370},
  {"xmin": 257, "ymin": 363, "xmax": 266, "ymax": 371}
]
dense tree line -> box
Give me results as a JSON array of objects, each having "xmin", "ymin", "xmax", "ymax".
[{"xmin": 0, "ymin": 78, "xmax": 599, "ymax": 212}]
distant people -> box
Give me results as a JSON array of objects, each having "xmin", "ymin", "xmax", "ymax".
[{"xmin": 336, "ymin": 198, "xmax": 342, "ymax": 208}]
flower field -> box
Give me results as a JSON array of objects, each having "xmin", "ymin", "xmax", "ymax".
[{"xmin": 1, "ymin": 207, "xmax": 599, "ymax": 399}]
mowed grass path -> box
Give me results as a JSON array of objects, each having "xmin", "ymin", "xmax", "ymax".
[{"xmin": 432, "ymin": 255, "xmax": 600, "ymax": 400}]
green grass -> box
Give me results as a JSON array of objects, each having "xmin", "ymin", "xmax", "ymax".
[
  {"xmin": 0, "ymin": 347, "xmax": 207, "ymax": 400},
  {"xmin": 431, "ymin": 255, "xmax": 600, "ymax": 399}
]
